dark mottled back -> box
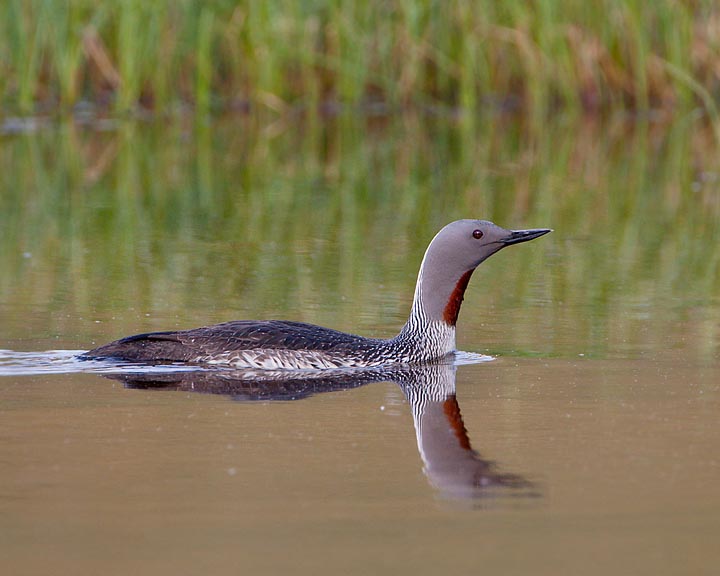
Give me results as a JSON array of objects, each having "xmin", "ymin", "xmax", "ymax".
[{"xmin": 82, "ymin": 320, "xmax": 381, "ymax": 363}]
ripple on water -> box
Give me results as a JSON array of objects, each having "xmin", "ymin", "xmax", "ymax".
[
  {"xmin": 0, "ymin": 349, "xmax": 199, "ymax": 376},
  {"xmin": 454, "ymin": 350, "xmax": 494, "ymax": 365}
]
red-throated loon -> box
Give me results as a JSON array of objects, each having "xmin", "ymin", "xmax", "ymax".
[{"xmin": 81, "ymin": 219, "xmax": 551, "ymax": 369}]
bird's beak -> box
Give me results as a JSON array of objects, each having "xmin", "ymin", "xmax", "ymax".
[{"xmin": 502, "ymin": 228, "xmax": 553, "ymax": 246}]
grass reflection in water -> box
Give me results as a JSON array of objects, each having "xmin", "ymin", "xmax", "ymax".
[{"xmin": 0, "ymin": 112, "xmax": 718, "ymax": 363}]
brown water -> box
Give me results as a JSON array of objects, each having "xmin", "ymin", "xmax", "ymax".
[{"xmin": 1, "ymin": 112, "xmax": 719, "ymax": 574}]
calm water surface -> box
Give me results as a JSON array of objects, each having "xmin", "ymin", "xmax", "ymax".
[{"xmin": 1, "ymin": 112, "xmax": 719, "ymax": 574}]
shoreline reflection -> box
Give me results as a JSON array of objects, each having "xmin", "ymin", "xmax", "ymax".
[{"xmin": 107, "ymin": 363, "xmax": 536, "ymax": 500}]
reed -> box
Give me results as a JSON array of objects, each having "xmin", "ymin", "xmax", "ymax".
[{"xmin": 1, "ymin": 0, "xmax": 719, "ymax": 116}]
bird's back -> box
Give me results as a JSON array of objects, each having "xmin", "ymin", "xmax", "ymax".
[{"xmin": 82, "ymin": 320, "xmax": 387, "ymax": 368}]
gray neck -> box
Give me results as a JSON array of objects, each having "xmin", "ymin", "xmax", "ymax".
[
  {"xmin": 392, "ymin": 252, "xmax": 470, "ymax": 361},
  {"xmin": 410, "ymin": 239, "xmax": 477, "ymax": 323}
]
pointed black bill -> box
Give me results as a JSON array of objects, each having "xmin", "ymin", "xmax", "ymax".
[{"xmin": 502, "ymin": 228, "xmax": 553, "ymax": 246}]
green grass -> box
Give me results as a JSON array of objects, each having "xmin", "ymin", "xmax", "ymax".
[{"xmin": 1, "ymin": 0, "xmax": 719, "ymax": 116}]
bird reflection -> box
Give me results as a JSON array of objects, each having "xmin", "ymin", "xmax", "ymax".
[
  {"xmin": 106, "ymin": 363, "xmax": 533, "ymax": 500},
  {"xmin": 397, "ymin": 364, "xmax": 531, "ymax": 499}
]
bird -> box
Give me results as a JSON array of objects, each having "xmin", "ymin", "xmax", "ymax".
[{"xmin": 81, "ymin": 219, "xmax": 551, "ymax": 369}]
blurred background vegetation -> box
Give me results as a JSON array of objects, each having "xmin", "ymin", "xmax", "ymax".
[
  {"xmin": 0, "ymin": 1, "xmax": 719, "ymax": 363},
  {"xmin": 1, "ymin": 0, "xmax": 719, "ymax": 118}
]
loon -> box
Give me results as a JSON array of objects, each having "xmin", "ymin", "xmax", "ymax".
[{"xmin": 81, "ymin": 219, "xmax": 551, "ymax": 369}]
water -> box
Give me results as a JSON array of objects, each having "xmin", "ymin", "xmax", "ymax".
[{"xmin": 1, "ymin": 112, "xmax": 719, "ymax": 575}]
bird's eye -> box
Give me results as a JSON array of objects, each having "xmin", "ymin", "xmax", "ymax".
[{"xmin": 472, "ymin": 229, "xmax": 483, "ymax": 239}]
